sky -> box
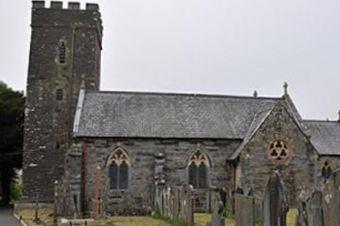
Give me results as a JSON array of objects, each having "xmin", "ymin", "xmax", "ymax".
[{"xmin": 1, "ymin": 0, "xmax": 340, "ymax": 120}]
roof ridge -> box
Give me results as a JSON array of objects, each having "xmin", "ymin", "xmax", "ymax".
[
  {"xmin": 304, "ymin": 119, "xmax": 339, "ymax": 123},
  {"xmin": 86, "ymin": 90, "xmax": 281, "ymax": 100}
]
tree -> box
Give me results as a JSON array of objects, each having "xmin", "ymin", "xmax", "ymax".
[{"xmin": 0, "ymin": 81, "xmax": 24, "ymax": 205}]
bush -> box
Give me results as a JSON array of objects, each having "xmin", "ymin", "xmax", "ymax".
[{"xmin": 10, "ymin": 180, "xmax": 21, "ymax": 202}]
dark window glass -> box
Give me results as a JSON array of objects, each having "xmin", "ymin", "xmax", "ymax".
[
  {"xmin": 189, "ymin": 162, "xmax": 197, "ymax": 188},
  {"xmin": 109, "ymin": 162, "xmax": 118, "ymax": 189},
  {"xmin": 120, "ymin": 161, "xmax": 129, "ymax": 189},
  {"xmin": 198, "ymin": 163, "xmax": 207, "ymax": 188}
]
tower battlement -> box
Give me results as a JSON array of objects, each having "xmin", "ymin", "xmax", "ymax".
[{"xmin": 32, "ymin": 1, "xmax": 99, "ymax": 11}]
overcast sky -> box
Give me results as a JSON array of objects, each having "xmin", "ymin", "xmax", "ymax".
[{"xmin": 1, "ymin": 0, "xmax": 340, "ymax": 120}]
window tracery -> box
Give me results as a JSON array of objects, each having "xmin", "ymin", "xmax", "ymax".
[
  {"xmin": 268, "ymin": 140, "xmax": 291, "ymax": 164},
  {"xmin": 107, "ymin": 148, "xmax": 129, "ymax": 189},
  {"xmin": 188, "ymin": 151, "xmax": 209, "ymax": 189}
]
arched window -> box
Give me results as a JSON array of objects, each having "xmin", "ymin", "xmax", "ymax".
[
  {"xmin": 107, "ymin": 148, "xmax": 129, "ymax": 189},
  {"xmin": 59, "ymin": 41, "xmax": 66, "ymax": 64},
  {"xmin": 321, "ymin": 161, "xmax": 332, "ymax": 181},
  {"xmin": 188, "ymin": 151, "xmax": 209, "ymax": 189},
  {"xmin": 56, "ymin": 88, "xmax": 63, "ymax": 100}
]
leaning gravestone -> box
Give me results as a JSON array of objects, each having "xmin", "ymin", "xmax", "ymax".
[
  {"xmin": 235, "ymin": 190, "xmax": 255, "ymax": 226},
  {"xmin": 264, "ymin": 171, "xmax": 288, "ymax": 226}
]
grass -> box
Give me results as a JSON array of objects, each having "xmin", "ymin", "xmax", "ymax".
[
  {"xmin": 17, "ymin": 209, "xmax": 298, "ymax": 226},
  {"xmin": 194, "ymin": 209, "xmax": 298, "ymax": 226},
  {"xmin": 112, "ymin": 216, "xmax": 171, "ymax": 226},
  {"xmin": 17, "ymin": 208, "xmax": 54, "ymax": 226}
]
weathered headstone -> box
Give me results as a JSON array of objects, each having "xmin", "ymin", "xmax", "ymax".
[
  {"xmin": 264, "ymin": 171, "xmax": 288, "ymax": 226},
  {"xmin": 307, "ymin": 191, "xmax": 324, "ymax": 226},
  {"xmin": 154, "ymin": 184, "xmax": 194, "ymax": 226},
  {"xmin": 208, "ymin": 189, "xmax": 225, "ymax": 226},
  {"xmin": 322, "ymin": 174, "xmax": 340, "ymax": 226},
  {"xmin": 235, "ymin": 192, "xmax": 255, "ymax": 226}
]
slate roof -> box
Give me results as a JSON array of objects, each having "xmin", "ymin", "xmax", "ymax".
[
  {"xmin": 304, "ymin": 120, "xmax": 340, "ymax": 155},
  {"xmin": 74, "ymin": 91, "xmax": 279, "ymax": 139}
]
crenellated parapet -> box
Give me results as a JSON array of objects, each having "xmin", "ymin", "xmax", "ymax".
[{"xmin": 32, "ymin": 1, "xmax": 99, "ymax": 11}]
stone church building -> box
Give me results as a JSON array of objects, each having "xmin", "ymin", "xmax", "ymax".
[{"xmin": 22, "ymin": 1, "xmax": 340, "ymax": 216}]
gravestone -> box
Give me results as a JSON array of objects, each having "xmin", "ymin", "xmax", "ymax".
[
  {"xmin": 307, "ymin": 191, "xmax": 324, "ymax": 226},
  {"xmin": 235, "ymin": 191, "xmax": 255, "ymax": 226},
  {"xmin": 154, "ymin": 185, "xmax": 194, "ymax": 226},
  {"xmin": 322, "ymin": 174, "xmax": 340, "ymax": 226},
  {"xmin": 208, "ymin": 189, "xmax": 225, "ymax": 226},
  {"xmin": 264, "ymin": 171, "xmax": 288, "ymax": 226}
]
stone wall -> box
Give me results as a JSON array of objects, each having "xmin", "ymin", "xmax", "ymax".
[
  {"xmin": 239, "ymin": 102, "xmax": 318, "ymax": 207},
  {"xmin": 76, "ymin": 138, "xmax": 239, "ymax": 215}
]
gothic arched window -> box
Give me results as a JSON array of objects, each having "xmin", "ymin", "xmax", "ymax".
[
  {"xmin": 107, "ymin": 148, "xmax": 129, "ymax": 189},
  {"xmin": 188, "ymin": 151, "xmax": 209, "ymax": 189},
  {"xmin": 321, "ymin": 161, "xmax": 332, "ymax": 181}
]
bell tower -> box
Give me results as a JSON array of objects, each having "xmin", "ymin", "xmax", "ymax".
[{"xmin": 22, "ymin": 1, "xmax": 103, "ymax": 202}]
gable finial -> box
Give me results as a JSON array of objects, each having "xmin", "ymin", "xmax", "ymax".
[
  {"xmin": 283, "ymin": 82, "xmax": 288, "ymax": 96},
  {"xmin": 253, "ymin": 90, "xmax": 258, "ymax": 98}
]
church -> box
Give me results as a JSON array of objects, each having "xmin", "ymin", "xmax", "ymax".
[{"xmin": 22, "ymin": 1, "xmax": 340, "ymax": 216}]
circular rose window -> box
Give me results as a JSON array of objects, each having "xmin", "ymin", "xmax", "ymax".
[{"xmin": 268, "ymin": 140, "xmax": 291, "ymax": 164}]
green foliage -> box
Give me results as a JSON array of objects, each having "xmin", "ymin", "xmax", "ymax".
[
  {"xmin": 221, "ymin": 204, "xmax": 234, "ymax": 219},
  {"xmin": 0, "ymin": 80, "xmax": 25, "ymax": 168},
  {"xmin": 151, "ymin": 209, "xmax": 187, "ymax": 226},
  {"xmin": 10, "ymin": 180, "xmax": 22, "ymax": 201},
  {"xmin": 256, "ymin": 218, "xmax": 264, "ymax": 226},
  {"xmin": 0, "ymin": 80, "xmax": 24, "ymax": 205}
]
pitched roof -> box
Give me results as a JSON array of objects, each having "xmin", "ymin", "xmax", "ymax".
[
  {"xmin": 74, "ymin": 91, "xmax": 279, "ymax": 139},
  {"xmin": 304, "ymin": 120, "xmax": 340, "ymax": 155},
  {"xmin": 229, "ymin": 106, "xmax": 275, "ymax": 160}
]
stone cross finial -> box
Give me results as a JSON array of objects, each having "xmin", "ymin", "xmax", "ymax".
[
  {"xmin": 283, "ymin": 82, "xmax": 288, "ymax": 96},
  {"xmin": 253, "ymin": 90, "xmax": 258, "ymax": 98}
]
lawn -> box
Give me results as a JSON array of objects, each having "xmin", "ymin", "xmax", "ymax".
[
  {"xmin": 17, "ymin": 209, "xmax": 298, "ymax": 226},
  {"xmin": 194, "ymin": 209, "xmax": 297, "ymax": 226}
]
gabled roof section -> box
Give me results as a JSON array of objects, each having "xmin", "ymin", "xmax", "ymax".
[
  {"xmin": 304, "ymin": 120, "xmax": 340, "ymax": 155},
  {"xmin": 229, "ymin": 98, "xmax": 309, "ymax": 160},
  {"xmin": 229, "ymin": 105, "xmax": 275, "ymax": 160},
  {"xmin": 74, "ymin": 91, "xmax": 279, "ymax": 139}
]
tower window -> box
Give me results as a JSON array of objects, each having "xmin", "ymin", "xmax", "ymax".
[
  {"xmin": 188, "ymin": 151, "xmax": 209, "ymax": 189},
  {"xmin": 59, "ymin": 41, "xmax": 66, "ymax": 64},
  {"xmin": 56, "ymin": 89, "xmax": 63, "ymax": 100},
  {"xmin": 107, "ymin": 148, "xmax": 129, "ymax": 190}
]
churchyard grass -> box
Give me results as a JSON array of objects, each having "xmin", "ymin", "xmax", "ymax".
[
  {"xmin": 194, "ymin": 210, "xmax": 297, "ymax": 226},
  {"xmin": 17, "ymin": 209, "xmax": 298, "ymax": 226}
]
